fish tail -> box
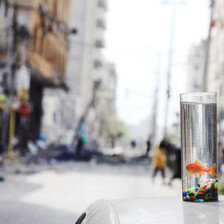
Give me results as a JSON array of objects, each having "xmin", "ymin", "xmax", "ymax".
[{"xmin": 208, "ymin": 163, "xmax": 217, "ymax": 177}]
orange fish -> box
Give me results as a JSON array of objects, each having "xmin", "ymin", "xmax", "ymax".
[{"xmin": 186, "ymin": 160, "xmax": 217, "ymax": 177}]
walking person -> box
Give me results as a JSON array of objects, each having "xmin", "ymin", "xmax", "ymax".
[
  {"xmin": 145, "ymin": 139, "xmax": 151, "ymax": 157},
  {"xmin": 76, "ymin": 135, "xmax": 86, "ymax": 155},
  {"xmin": 152, "ymin": 139, "xmax": 167, "ymax": 184},
  {"xmin": 168, "ymin": 146, "xmax": 181, "ymax": 185},
  {"xmin": 130, "ymin": 139, "xmax": 137, "ymax": 149}
]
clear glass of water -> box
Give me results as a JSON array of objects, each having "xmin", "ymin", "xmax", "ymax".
[{"xmin": 180, "ymin": 92, "xmax": 218, "ymax": 202}]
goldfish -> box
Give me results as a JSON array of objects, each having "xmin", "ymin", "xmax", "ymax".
[{"xmin": 186, "ymin": 160, "xmax": 217, "ymax": 177}]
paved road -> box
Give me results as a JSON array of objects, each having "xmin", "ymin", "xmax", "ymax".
[{"xmin": 0, "ymin": 162, "xmax": 181, "ymax": 224}]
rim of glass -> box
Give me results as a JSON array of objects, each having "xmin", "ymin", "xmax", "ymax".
[
  {"xmin": 180, "ymin": 92, "xmax": 216, "ymax": 97},
  {"xmin": 180, "ymin": 92, "xmax": 217, "ymax": 103}
]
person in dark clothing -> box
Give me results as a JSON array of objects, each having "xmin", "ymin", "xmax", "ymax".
[
  {"xmin": 145, "ymin": 139, "xmax": 151, "ymax": 157},
  {"xmin": 168, "ymin": 146, "xmax": 181, "ymax": 185},
  {"xmin": 76, "ymin": 136, "xmax": 86, "ymax": 155},
  {"xmin": 130, "ymin": 140, "xmax": 137, "ymax": 149}
]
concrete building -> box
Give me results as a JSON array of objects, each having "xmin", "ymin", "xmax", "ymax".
[
  {"xmin": 186, "ymin": 40, "xmax": 207, "ymax": 93},
  {"xmin": 42, "ymin": 89, "xmax": 75, "ymax": 144},
  {"xmin": 207, "ymin": 0, "xmax": 224, "ymax": 141},
  {"xmin": 94, "ymin": 63, "xmax": 117, "ymax": 144},
  {"xmin": 66, "ymin": 0, "xmax": 107, "ymax": 142},
  {"xmin": 0, "ymin": 0, "xmax": 71, "ymax": 152},
  {"xmin": 103, "ymin": 63, "xmax": 117, "ymax": 113},
  {"xmin": 27, "ymin": 0, "xmax": 70, "ymax": 144}
]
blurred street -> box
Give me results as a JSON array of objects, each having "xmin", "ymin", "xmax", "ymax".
[
  {"xmin": 0, "ymin": 161, "xmax": 181, "ymax": 224},
  {"xmin": 1, "ymin": 0, "xmax": 224, "ymax": 223}
]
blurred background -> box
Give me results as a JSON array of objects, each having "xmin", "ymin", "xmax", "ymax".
[{"xmin": 0, "ymin": 0, "xmax": 224, "ymax": 223}]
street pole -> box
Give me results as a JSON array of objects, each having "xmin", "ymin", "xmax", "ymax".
[
  {"xmin": 7, "ymin": 3, "xmax": 18, "ymax": 156},
  {"xmin": 72, "ymin": 80, "xmax": 101, "ymax": 149},
  {"xmin": 163, "ymin": 0, "xmax": 177, "ymax": 138},
  {"xmin": 0, "ymin": 2, "xmax": 18, "ymax": 154},
  {"xmin": 8, "ymin": 104, "xmax": 15, "ymax": 155},
  {"xmin": 151, "ymin": 53, "xmax": 162, "ymax": 147},
  {"xmin": 202, "ymin": 0, "xmax": 214, "ymax": 91}
]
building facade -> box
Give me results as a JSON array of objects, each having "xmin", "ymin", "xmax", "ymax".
[
  {"xmin": 0, "ymin": 0, "xmax": 71, "ymax": 153},
  {"xmin": 29, "ymin": 0, "xmax": 70, "ymax": 142},
  {"xmin": 94, "ymin": 63, "xmax": 117, "ymax": 145},
  {"xmin": 187, "ymin": 40, "xmax": 207, "ymax": 93},
  {"xmin": 66, "ymin": 0, "xmax": 108, "ymax": 143},
  {"xmin": 207, "ymin": 0, "xmax": 224, "ymax": 141}
]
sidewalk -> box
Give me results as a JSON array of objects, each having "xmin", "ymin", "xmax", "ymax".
[{"xmin": 0, "ymin": 161, "xmax": 181, "ymax": 224}]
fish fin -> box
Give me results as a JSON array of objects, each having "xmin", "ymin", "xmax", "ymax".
[
  {"xmin": 209, "ymin": 163, "xmax": 217, "ymax": 177},
  {"xmin": 194, "ymin": 160, "xmax": 203, "ymax": 166},
  {"xmin": 193, "ymin": 173, "xmax": 198, "ymax": 177},
  {"xmin": 198, "ymin": 171, "xmax": 205, "ymax": 175}
]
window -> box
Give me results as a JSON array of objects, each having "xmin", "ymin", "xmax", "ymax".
[
  {"xmin": 97, "ymin": 0, "xmax": 106, "ymax": 9},
  {"xmin": 194, "ymin": 64, "xmax": 199, "ymax": 71},
  {"xmin": 95, "ymin": 40, "xmax": 104, "ymax": 48},
  {"xmin": 94, "ymin": 60, "xmax": 102, "ymax": 68},
  {"xmin": 96, "ymin": 19, "xmax": 105, "ymax": 29}
]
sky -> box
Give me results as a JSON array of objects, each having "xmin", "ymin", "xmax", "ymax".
[{"xmin": 104, "ymin": 0, "xmax": 210, "ymax": 129}]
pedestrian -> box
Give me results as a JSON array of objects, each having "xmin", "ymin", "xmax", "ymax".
[
  {"xmin": 168, "ymin": 146, "xmax": 181, "ymax": 185},
  {"xmin": 145, "ymin": 139, "xmax": 151, "ymax": 157},
  {"xmin": 130, "ymin": 140, "xmax": 137, "ymax": 149},
  {"xmin": 218, "ymin": 142, "xmax": 224, "ymax": 176},
  {"xmin": 152, "ymin": 139, "xmax": 167, "ymax": 184},
  {"xmin": 76, "ymin": 135, "xmax": 87, "ymax": 155},
  {"xmin": 218, "ymin": 142, "xmax": 224, "ymax": 175}
]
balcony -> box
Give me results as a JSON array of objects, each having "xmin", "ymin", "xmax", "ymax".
[
  {"xmin": 95, "ymin": 30, "xmax": 105, "ymax": 48},
  {"xmin": 96, "ymin": 18, "xmax": 106, "ymax": 30},
  {"xmin": 95, "ymin": 39, "xmax": 105, "ymax": 48},
  {"xmin": 30, "ymin": 52, "xmax": 54, "ymax": 79},
  {"xmin": 93, "ymin": 50, "xmax": 105, "ymax": 65},
  {"xmin": 97, "ymin": 0, "xmax": 108, "ymax": 11}
]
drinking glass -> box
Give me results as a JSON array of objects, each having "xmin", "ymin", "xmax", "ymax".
[{"xmin": 180, "ymin": 92, "xmax": 218, "ymax": 202}]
